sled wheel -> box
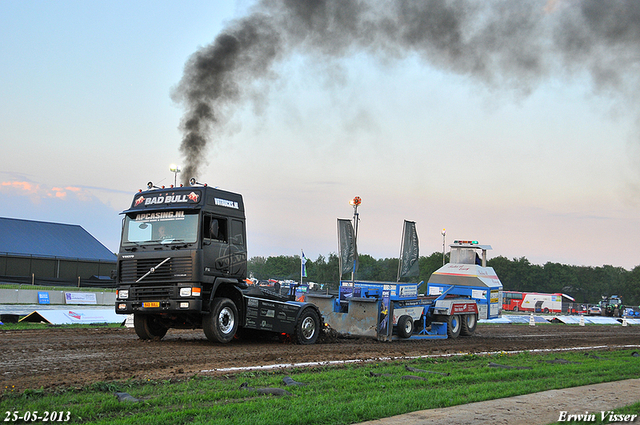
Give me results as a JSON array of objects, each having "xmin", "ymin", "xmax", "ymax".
[
  {"xmin": 460, "ymin": 314, "xmax": 477, "ymax": 336},
  {"xmin": 203, "ymin": 298, "xmax": 238, "ymax": 343},
  {"xmin": 447, "ymin": 315, "xmax": 461, "ymax": 339},
  {"xmin": 397, "ymin": 315, "xmax": 414, "ymax": 339},
  {"xmin": 133, "ymin": 314, "xmax": 168, "ymax": 340}
]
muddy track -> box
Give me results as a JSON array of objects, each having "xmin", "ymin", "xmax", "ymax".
[{"xmin": 1, "ymin": 324, "xmax": 639, "ymax": 391}]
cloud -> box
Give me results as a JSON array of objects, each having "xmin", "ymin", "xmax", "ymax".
[
  {"xmin": 0, "ymin": 179, "xmax": 123, "ymax": 253},
  {"xmin": 2, "ymin": 180, "xmax": 37, "ymax": 193},
  {"xmin": 1, "ymin": 181, "xmax": 93, "ymax": 203}
]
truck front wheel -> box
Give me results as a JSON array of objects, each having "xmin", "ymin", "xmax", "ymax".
[
  {"xmin": 133, "ymin": 314, "xmax": 168, "ymax": 340},
  {"xmin": 294, "ymin": 308, "xmax": 320, "ymax": 345},
  {"xmin": 203, "ymin": 298, "xmax": 238, "ymax": 343}
]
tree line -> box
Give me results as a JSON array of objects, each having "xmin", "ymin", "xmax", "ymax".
[{"xmin": 248, "ymin": 252, "xmax": 640, "ymax": 306}]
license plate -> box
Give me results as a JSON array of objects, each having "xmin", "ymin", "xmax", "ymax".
[{"xmin": 143, "ymin": 302, "xmax": 160, "ymax": 308}]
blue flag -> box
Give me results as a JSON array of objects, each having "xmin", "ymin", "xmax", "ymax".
[{"xmin": 301, "ymin": 250, "xmax": 307, "ymax": 278}]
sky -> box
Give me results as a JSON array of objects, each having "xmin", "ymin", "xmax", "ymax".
[{"xmin": 2, "ymin": 0, "xmax": 640, "ymax": 270}]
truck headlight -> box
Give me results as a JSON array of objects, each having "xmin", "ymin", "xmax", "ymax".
[
  {"xmin": 118, "ymin": 290, "xmax": 129, "ymax": 299},
  {"xmin": 180, "ymin": 287, "xmax": 201, "ymax": 297}
]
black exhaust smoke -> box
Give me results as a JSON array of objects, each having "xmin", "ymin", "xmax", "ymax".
[{"xmin": 172, "ymin": 0, "xmax": 640, "ymax": 183}]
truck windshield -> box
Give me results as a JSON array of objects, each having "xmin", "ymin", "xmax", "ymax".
[{"xmin": 121, "ymin": 210, "xmax": 199, "ymax": 246}]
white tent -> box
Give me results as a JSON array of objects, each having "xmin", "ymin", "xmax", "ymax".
[{"xmin": 20, "ymin": 309, "xmax": 123, "ymax": 325}]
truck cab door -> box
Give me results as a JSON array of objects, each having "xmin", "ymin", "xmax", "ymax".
[
  {"xmin": 229, "ymin": 219, "xmax": 247, "ymax": 277},
  {"xmin": 202, "ymin": 214, "xmax": 230, "ymax": 275}
]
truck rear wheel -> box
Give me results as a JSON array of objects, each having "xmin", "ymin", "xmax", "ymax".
[
  {"xmin": 294, "ymin": 308, "xmax": 320, "ymax": 345},
  {"xmin": 133, "ymin": 314, "xmax": 168, "ymax": 340},
  {"xmin": 203, "ymin": 298, "xmax": 238, "ymax": 343},
  {"xmin": 460, "ymin": 314, "xmax": 477, "ymax": 336},
  {"xmin": 397, "ymin": 315, "xmax": 414, "ymax": 338},
  {"xmin": 446, "ymin": 315, "xmax": 461, "ymax": 339}
]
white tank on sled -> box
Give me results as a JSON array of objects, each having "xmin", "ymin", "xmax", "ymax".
[{"xmin": 427, "ymin": 241, "xmax": 503, "ymax": 320}]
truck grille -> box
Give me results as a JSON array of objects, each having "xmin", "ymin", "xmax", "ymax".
[
  {"xmin": 133, "ymin": 286, "xmax": 173, "ymax": 300},
  {"xmin": 119, "ymin": 257, "xmax": 193, "ymax": 283}
]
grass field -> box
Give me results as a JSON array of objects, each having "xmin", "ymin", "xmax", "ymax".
[{"xmin": 2, "ymin": 347, "xmax": 639, "ymax": 425}]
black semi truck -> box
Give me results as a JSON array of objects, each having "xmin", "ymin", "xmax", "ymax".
[{"xmin": 114, "ymin": 179, "xmax": 322, "ymax": 344}]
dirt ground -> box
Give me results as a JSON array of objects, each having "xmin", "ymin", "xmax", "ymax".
[{"xmin": 2, "ymin": 323, "xmax": 639, "ymax": 392}]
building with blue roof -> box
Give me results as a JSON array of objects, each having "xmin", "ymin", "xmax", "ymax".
[{"xmin": 0, "ymin": 217, "xmax": 116, "ymax": 287}]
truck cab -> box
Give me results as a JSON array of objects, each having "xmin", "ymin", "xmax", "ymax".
[{"xmin": 115, "ymin": 181, "xmax": 321, "ymax": 344}]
